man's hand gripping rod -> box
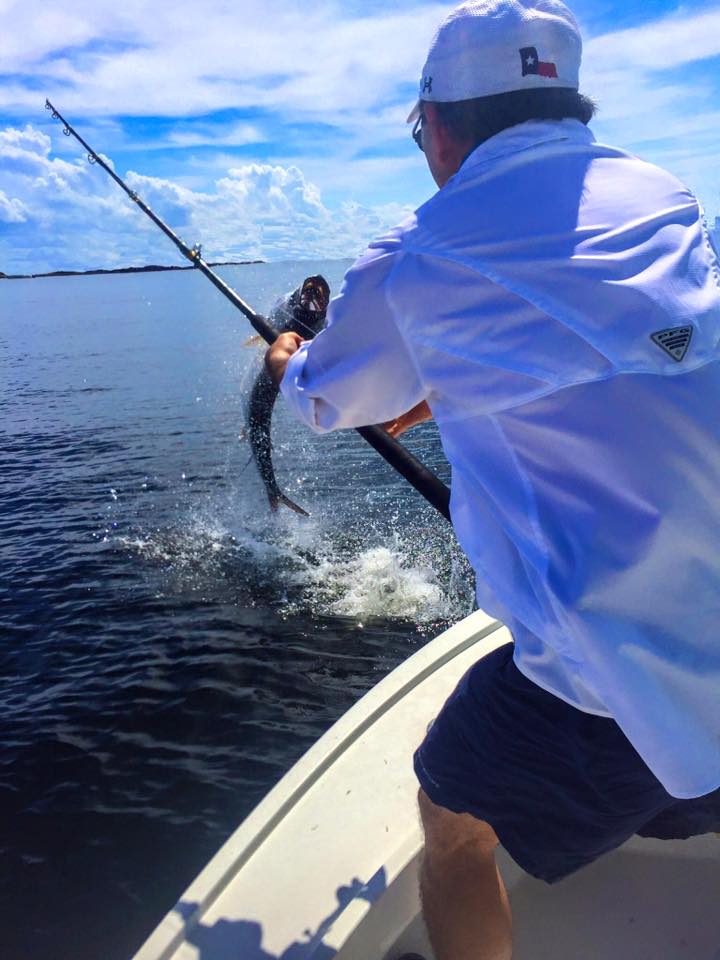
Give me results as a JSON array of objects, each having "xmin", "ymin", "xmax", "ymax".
[{"xmin": 45, "ymin": 99, "xmax": 451, "ymax": 522}]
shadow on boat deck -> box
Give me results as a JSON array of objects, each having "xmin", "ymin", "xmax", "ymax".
[{"xmin": 175, "ymin": 865, "xmax": 387, "ymax": 959}]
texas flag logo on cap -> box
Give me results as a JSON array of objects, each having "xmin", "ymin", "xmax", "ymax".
[{"xmin": 520, "ymin": 46, "xmax": 558, "ymax": 78}]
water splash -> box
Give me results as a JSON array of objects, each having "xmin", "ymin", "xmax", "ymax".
[
  {"xmin": 306, "ymin": 546, "xmax": 449, "ymax": 620},
  {"xmin": 116, "ymin": 504, "xmax": 474, "ymax": 626}
]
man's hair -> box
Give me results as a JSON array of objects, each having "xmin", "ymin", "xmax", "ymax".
[{"xmin": 433, "ymin": 89, "xmax": 597, "ymax": 147}]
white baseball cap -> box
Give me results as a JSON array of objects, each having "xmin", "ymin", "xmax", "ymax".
[{"xmin": 407, "ymin": 0, "xmax": 582, "ymax": 123}]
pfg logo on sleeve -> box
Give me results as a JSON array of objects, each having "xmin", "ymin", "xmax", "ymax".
[{"xmin": 651, "ymin": 326, "xmax": 694, "ymax": 362}]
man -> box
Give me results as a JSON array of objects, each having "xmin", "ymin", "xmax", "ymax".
[{"xmin": 267, "ymin": 1, "xmax": 720, "ymax": 957}]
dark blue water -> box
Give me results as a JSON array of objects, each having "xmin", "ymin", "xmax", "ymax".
[{"xmin": 0, "ymin": 261, "xmax": 472, "ymax": 960}]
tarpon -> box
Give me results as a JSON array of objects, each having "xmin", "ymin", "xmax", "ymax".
[{"xmin": 245, "ymin": 275, "xmax": 330, "ymax": 516}]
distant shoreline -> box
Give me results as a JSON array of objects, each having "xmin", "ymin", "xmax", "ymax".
[{"xmin": 0, "ymin": 261, "xmax": 265, "ymax": 280}]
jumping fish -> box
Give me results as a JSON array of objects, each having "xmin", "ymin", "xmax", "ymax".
[{"xmin": 245, "ymin": 275, "xmax": 330, "ymax": 516}]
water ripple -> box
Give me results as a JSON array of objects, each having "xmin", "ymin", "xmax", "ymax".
[{"xmin": 0, "ymin": 262, "xmax": 471, "ymax": 960}]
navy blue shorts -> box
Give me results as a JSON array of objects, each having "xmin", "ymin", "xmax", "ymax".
[{"xmin": 414, "ymin": 642, "xmax": 720, "ymax": 884}]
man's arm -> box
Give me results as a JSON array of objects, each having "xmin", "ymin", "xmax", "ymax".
[
  {"xmin": 270, "ymin": 241, "xmax": 429, "ymax": 433},
  {"xmin": 266, "ymin": 331, "xmax": 303, "ymax": 386},
  {"xmin": 383, "ymin": 399, "xmax": 433, "ymax": 438},
  {"xmin": 267, "ymin": 334, "xmax": 433, "ymax": 438}
]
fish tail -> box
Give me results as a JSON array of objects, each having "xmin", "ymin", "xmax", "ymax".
[{"xmin": 269, "ymin": 491, "xmax": 310, "ymax": 517}]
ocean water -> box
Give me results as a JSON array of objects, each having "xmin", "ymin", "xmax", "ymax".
[{"xmin": 0, "ymin": 261, "xmax": 473, "ymax": 960}]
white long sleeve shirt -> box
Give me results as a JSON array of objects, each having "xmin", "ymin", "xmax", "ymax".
[{"xmin": 281, "ymin": 119, "xmax": 720, "ymax": 798}]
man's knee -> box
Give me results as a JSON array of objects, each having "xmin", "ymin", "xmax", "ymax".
[{"xmin": 418, "ymin": 788, "xmax": 500, "ymax": 856}]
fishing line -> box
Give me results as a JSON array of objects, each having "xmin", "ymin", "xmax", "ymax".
[{"xmin": 44, "ymin": 100, "xmax": 452, "ymax": 522}]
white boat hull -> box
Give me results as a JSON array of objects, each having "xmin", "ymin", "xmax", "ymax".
[{"xmin": 133, "ymin": 611, "xmax": 720, "ymax": 960}]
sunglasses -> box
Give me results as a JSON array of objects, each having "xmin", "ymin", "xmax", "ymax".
[{"xmin": 412, "ymin": 114, "xmax": 424, "ymax": 152}]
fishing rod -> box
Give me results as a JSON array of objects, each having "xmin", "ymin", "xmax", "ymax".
[{"xmin": 44, "ymin": 99, "xmax": 451, "ymax": 522}]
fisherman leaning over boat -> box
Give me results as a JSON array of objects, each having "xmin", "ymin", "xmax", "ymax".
[{"xmin": 267, "ymin": 2, "xmax": 720, "ymax": 957}]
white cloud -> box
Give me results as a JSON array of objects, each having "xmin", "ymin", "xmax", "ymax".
[
  {"xmin": 0, "ymin": 0, "xmax": 445, "ymax": 119},
  {"xmin": 165, "ymin": 122, "xmax": 265, "ymax": 149},
  {"xmin": 0, "ymin": 189, "xmax": 28, "ymax": 222},
  {"xmin": 585, "ymin": 7, "xmax": 720, "ymax": 73},
  {"xmin": 583, "ymin": 9, "xmax": 720, "ymax": 130},
  {"xmin": 2, "ymin": 2, "xmax": 720, "ymax": 271},
  {"xmin": 0, "ymin": 123, "xmax": 413, "ymax": 274},
  {"xmin": 0, "ymin": 125, "xmax": 52, "ymax": 151},
  {"xmin": 579, "ymin": 6, "xmax": 720, "ymax": 220}
]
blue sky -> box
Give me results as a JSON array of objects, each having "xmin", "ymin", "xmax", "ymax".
[{"xmin": 1, "ymin": 0, "xmax": 720, "ymax": 273}]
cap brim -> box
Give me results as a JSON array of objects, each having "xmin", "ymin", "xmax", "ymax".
[{"xmin": 406, "ymin": 100, "xmax": 421, "ymax": 124}]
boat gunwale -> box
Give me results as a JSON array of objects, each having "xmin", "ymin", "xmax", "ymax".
[{"xmin": 133, "ymin": 609, "xmax": 504, "ymax": 960}]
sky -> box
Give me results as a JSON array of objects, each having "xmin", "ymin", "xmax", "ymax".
[{"xmin": 1, "ymin": 0, "xmax": 720, "ymax": 274}]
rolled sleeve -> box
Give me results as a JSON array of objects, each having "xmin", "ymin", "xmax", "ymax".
[
  {"xmin": 279, "ymin": 238, "xmax": 427, "ymax": 432},
  {"xmin": 281, "ymin": 342, "xmax": 327, "ymax": 431}
]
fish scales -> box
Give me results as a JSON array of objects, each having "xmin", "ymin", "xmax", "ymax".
[{"xmin": 245, "ymin": 276, "xmax": 330, "ymax": 515}]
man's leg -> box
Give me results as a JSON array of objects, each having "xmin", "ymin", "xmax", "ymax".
[{"xmin": 418, "ymin": 788, "xmax": 512, "ymax": 960}]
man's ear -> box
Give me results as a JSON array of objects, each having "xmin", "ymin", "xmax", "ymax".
[
  {"xmin": 424, "ymin": 102, "xmax": 470, "ymax": 178},
  {"xmin": 423, "ymin": 102, "xmax": 444, "ymax": 148}
]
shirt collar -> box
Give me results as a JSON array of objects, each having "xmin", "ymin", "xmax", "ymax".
[{"xmin": 454, "ymin": 119, "xmax": 595, "ymax": 180}]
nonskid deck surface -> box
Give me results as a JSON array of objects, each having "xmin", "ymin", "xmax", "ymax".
[
  {"xmin": 395, "ymin": 835, "xmax": 720, "ymax": 960},
  {"xmin": 133, "ymin": 611, "xmax": 720, "ymax": 960}
]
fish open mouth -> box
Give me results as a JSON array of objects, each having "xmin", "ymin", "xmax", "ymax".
[{"xmin": 300, "ymin": 276, "xmax": 330, "ymax": 314}]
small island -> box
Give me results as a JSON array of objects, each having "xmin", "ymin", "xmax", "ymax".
[{"xmin": 0, "ymin": 261, "xmax": 264, "ymax": 280}]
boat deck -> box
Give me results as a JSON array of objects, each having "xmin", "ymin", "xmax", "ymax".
[{"xmin": 133, "ymin": 611, "xmax": 720, "ymax": 960}]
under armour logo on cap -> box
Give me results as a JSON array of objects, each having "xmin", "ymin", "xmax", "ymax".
[
  {"xmin": 422, "ymin": 76, "xmax": 433, "ymax": 93},
  {"xmin": 651, "ymin": 326, "xmax": 694, "ymax": 362}
]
